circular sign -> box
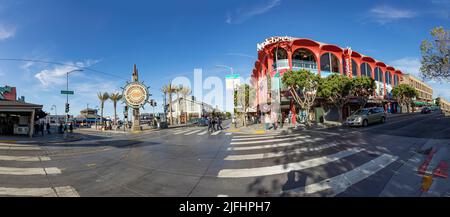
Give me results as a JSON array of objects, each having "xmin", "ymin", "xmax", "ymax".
[{"xmin": 123, "ymin": 82, "xmax": 149, "ymax": 108}]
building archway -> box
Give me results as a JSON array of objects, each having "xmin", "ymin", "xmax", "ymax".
[
  {"xmin": 360, "ymin": 62, "xmax": 372, "ymax": 77},
  {"xmin": 320, "ymin": 52, "xmax": 340, "ymax": 77},
  {"xmin": 292, "ymin": 48, "xmax": 317, "ymax": 71}
]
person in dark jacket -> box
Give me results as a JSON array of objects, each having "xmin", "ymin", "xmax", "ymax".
[
  {"xmin": 46, "ymin": 123, "xmax": 51, "ymax": 134},
  {"xmin": 217, "ymin": 116, "xmax": 223, "ymax": 130}
]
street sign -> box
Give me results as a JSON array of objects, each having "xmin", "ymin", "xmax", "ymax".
[
  {"xmin": 225, "ymin": 74, "xmax": 239, "ymax": 79},
  {"xmin": 61, "ymin": 90, "xmax": 74, "ymax": 95}
]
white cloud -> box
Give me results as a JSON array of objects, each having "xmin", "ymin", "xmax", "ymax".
[
  {"xmin": 390, "ymin": 57, "xmax": 422, "ymax": 78},
  {"xmin": 34, "ymin": 60, "xmax": 99, "ymax": 87},
  {"xmin": 226, "ymin": 0, "xmax": 281, "ymax": 24},
  {"xmin": 369, "ymin": 5, "xmax": 417, "ymax": 24},
  {"xmin": 0, "ymin": 24, "xmax": 15, "ymax": 40}
]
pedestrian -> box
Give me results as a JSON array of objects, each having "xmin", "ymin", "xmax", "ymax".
[
  {"xmin": 207, "ymin": 116, "xmax": 213, "ymax": 132},
  {"xmin": 271, "ymin": 111, "xmax": 278, "ymax": 130},
  {"xmin": 264, "ymin": 113, "xmax": 271, "ymax": 130},
  {"xmin": 232, "ymin": 116, "xmax": 236, "ymax": 128},
  {"xmin": 211, "ymin": 116, "xmax": 217, "ymax": 132},
  {"xmin": 39, "ymin": 123, "xmax": 44, "ymax": 136},
  {"xmin": 58, "ymin": 123, "xmax": 63, "ymax": 134},
  {"xmin": 46, "ymin": 122, "xmax": 51, "ymax": 134},
  {"xmin": 69, "ymin": 123, "xmax": 73, "ymax": 133},
  {"xmin": 63, "ymin": 124, "xmax": 67, "ymax": 133},
  {"xmin": 217, "ymin": 116, "xmax": 223, "ymax": 130}
]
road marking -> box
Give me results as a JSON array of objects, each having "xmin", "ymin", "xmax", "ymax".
[
  {"xmin": 231, "ymin": 134, "xmax": 310, "ymax": 141},
  {"xmin": 0, "ymin": 186, "xmax": 79, "ymax": 197},
  {"xmin": 0, "ymin": 155, "xmax": 51, "ymax": 162},
  {"xmin": 225, "ymin": 143, "xmax": 340, "ymax": 161},
  {"xmin": 230, "ymin": 136, "xmax": 309, "ymax": 145},
  {"xmin": 211, "ymin": 130, "xmax": 222, "ymax": 136},
  {"xmin": 282, "ymin": 154, "xmax": 398, "ymax": 196},
  {"xmin": 227, "ymin": 138, "xmax": 324, "ymax": 151},
  {"xmin": 218, "ymin": 148, "xmax": 363, "ymax": 178},
  {"xmin": 54, "ymin": 186, "xmax": 80, "ymax": 197},
  {"xmin": 185, "ymin": 129, "xmax": 203, "ymax": 135},
  {"xmin": 302, "ymin": 130, "xmax": 340, "ymax": 136},
  {"xmin": 173, "ymin": 129, "xmax": 193, "ymax": 135},
  {"xmin": 0, "ymin": 167, "xmax": 61, "ymax": 175},
  {"xmin": 197, "ymin": 131, "xmax": 209, "ymax": 136},
  {"xmin": 217, "ymin": 194, "xmax": 229, "ymax": 197},
  {"xmin": 0, "ymin": 146, "xmax": 42, "ymax": 151},
  {"xmin": 225, "ymin": 133, "xmax": 232, "ymax": 136},
  {"xmin": 232, "ymin": 133, "xmax": 282, "ymax": 138}
]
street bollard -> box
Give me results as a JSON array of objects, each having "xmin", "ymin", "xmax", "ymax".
[{"xmin": 421, "ymin": 175, "xmax": 433, "ymax": 192}]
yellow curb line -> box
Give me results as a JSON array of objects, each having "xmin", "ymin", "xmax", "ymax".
[{"xmin": 0, "ymin": 140, "xmax": 17, "ymax": 143}]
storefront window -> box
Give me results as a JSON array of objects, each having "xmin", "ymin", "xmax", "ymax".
[
  {"xmin": 360, "ymin": 63, "xmax": 372, "ymax": 77},
  {"xmin": 320, "ymin": 53, "xmax": 340, "ymax": 73}
]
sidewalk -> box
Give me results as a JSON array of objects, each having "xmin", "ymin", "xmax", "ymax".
[{"xmin": 0, "ymin": 133, "xmax": 83, "ymax": 144}]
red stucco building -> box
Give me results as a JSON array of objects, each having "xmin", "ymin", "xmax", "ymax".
[{"xmin": 250, "ymin": 36, "xmax": 403, "ymax": 122}]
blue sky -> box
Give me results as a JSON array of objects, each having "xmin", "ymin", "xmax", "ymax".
[{"xmin": 0, "ymin": 0, "xmax": 449, "ymax": 117}]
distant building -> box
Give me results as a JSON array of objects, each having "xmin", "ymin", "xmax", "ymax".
[
  {"xmin": 167, "ymin": 96, "xmax": 217, "ymax": 124},
  {"xmin": 74, "ymin": 108, "xmax": 100, "ymax": 126},
  {"xmin": 0, "ymin": 85, "xmax": 43, "ymax": 137},
  {"xmin": 440, "ymin": 98, "xmax": 450, "ymax": 116},
  {"xmin": 400, "ymin": 74, "xmax": 434, "ymax": 106}
]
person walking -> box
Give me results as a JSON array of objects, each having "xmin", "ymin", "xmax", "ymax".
[
  {"xmin": 217, "ymin": 116, "xmax": 223, "ymax": 130},
  {"xmin": 264, "ymin": 113, "xmax": 271, "ymax": 130},
  {"xmin": 232, "ymin": 116, "xmax": 236, "ymax": 128},
  {"xmin": 207, "ymin": 116, "xmax": 213, "ymax": 132},
  {"xmin": 40, "ymin": 123, "xmax": 44, "ymax": 136},
  {"xmin": 46, "ymin": 122, "xmax": 51, "ymax": 134},
  {"xmin": 69, "ymin": 123, "xmax": 73, "ymax": 133}
]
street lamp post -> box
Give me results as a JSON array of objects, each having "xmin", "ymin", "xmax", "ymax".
[{"xmin": 64, "ymin": 69, "xmax": 83, "ymax": 138}]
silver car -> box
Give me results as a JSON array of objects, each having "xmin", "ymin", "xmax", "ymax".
[{"xmin": 345, "ymin": 107, "xmax": 386, "ymax": 127}]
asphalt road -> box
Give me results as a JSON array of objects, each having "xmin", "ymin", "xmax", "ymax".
[{"xmin": 1, "ymin": 112, "xmax": 449, "ymax": 197}]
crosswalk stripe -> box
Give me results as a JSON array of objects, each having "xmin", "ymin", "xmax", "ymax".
[
  {"xmin": 230, "ymin": 135, "xmax": 310, "ymax": 145},
  {"xmin": 184, "ymin": 129, "xmax": 203, "ymax": 135},
  {"xmin": 232, "ymin": 133, "xmax": 282, "ymax": 138},
  {"xmin": 282, "ymin": 154, "xmax": 398, "ymax": 196},
  {"xmin": 197, "ymin": 131, "xmax": 208, "ymax": 136},
  {"xmin": 232, "ymin": 134, "xmax": 310, "ymax": 141},
  {"xmin": 227, "ymin": 138, "xmax": 324, "ymax": 151},
  {"xmin": 211, "ymin": 130, "xmax": 222, "ymax": 136},
  {"xmin": 0, "ymin": 167, "xmax": 61, "ymax": 175},
  {"xmin": 225, "ymin": 143, "xmax": 340, "ymax": 161},
  {"xmin": 0, "ymin": 186, "xmax": 79, "ymax": 197},
  {"xmin": 217, "ymin": 148, "xmax": 363, "ymax": 178},
  {"xmin": 0, "ymin": 146, "xmax": 42, "ymax": 151},
  {"xmin": 173, "ymin": 129, "xmax": 193, "ymax": 135},
  {"xmin": 0, "ymin": 155, "xmax": 51, "ymax": 162}
]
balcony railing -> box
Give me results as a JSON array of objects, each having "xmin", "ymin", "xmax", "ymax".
[
  {"xmin": 273, "ymin": 59, "xmax": 289, "ymax": 69},
  {"xmin": 292, "ymin": 60, "xmax": 317, "ymax": 70}
]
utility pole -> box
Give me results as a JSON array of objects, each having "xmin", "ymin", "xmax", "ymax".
[{"xmin": 63, "ymin": 69, "xmax": 83, "ymax": 138}]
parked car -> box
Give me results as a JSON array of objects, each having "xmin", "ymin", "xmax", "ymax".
[
  {"xmin": 421, "ymin": 107, "xmax": 432, "ymax": 114},
  {"xmin": 345, "ymin": 107, "xmax": 386, "ymax": 127},
  {"xmin": 195, "ymin": 117, "xmax": 208, "ymax": 127}
]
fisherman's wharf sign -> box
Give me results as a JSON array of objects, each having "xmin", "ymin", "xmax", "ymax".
[{"xmin": 123, "ymin": 82, "xmax": 149, "ymax": 108}]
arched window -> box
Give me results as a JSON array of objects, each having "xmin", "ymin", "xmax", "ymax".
[
  {"xmin": 352, "ymin": 59, "xmax": 358, "ymax": 77},
  {"xmin": 386, "ymin": 71, "xmax": 392, "ymax": 85},
  {"xmin": 360, "ymin": 63, "xmax": 372, "ymax": 77},
  {"xmin": 320, "ymin": 53, "xmax": 340, "ymax": 73},
  {"xmin": 292, "ymin": 48, "xmax": 317, "ymax": 70},
  {"xmin": 374, "ymin": 67, "xmax": 383, "ymax": 82},
  {"xmin": 272, "ymin": 48, "xmax": 288, "ymax": 69},
  {"xmin": 394, "ymin": 74, "xmax": 399, "ymax": 86}
]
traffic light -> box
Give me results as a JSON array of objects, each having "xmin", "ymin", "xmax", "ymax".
[{"xmin": 65, "ymin": 103, "xmax": 70, "ymax": 113}]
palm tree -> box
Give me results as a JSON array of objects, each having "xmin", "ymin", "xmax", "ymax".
[
  {"xmin": 175, "ymin": 85, "xmax": 182, "ymax": 124},
  {"xmin": 109, "ymin": 93, "xmax": 123, "ymax": 128},
  {"xmin": 179, "ymin": 86, "xmax": 191, "ymax": 122},
  {"xmin": 97, "ymin": 92, "xmax": 110, "ymax": 130},
  {"xmin": 161, "ymin": 84, "xmax": 177, "ymax": 125}
]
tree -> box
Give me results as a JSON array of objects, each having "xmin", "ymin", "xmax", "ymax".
[
  {"xmin": 97, "ymin": 92, "xmax": 110, "ymax": 130},
  {"xmin": 392, "ymin": 84, "xmax": 418, "ymax": 113},
  {"xmin": 435, "ymin": 97, "xmax": 441, "ymax": 107},
  {"xmin": 161, "ymin": 84, "xmax": 177, "ymax": 125},
  {"xmin": 179, "ymin": 86, "xmax": 191, "ymax": 122},
  {"xmin": 317, "ymin": 74, "xmax": 353, "ymax": 123},
  {"xmin": 109, "ymin": 93, "xmax": 123, "ymax": 128},
  {"xmin": 235, "ymin": 84, "xmax": 255, "ymax": 127},
  {"xmin": 420, "ymin": 26, "xmax": 450, "ymax": 81},
  {"xmin": 282, "ymin": 69, "xmax": 321, "ymax": 126},
  {"xmin": 351, "ymin": 76, "xmax": 376, "ymax": 109}
]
